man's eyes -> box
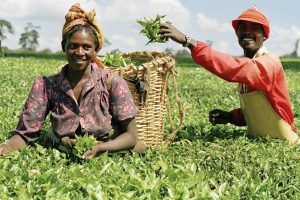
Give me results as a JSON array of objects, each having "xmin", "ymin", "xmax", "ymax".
[
  {"xmin": 239, "ymin": 25, "xmax": 261, "ymax": 32},
  {"xmin": 249, "ymin": 24, "xmax": 260, "ymax": 29}
]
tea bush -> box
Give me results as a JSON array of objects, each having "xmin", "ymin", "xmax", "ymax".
[{"xmin": 0, "ymin": 56, "xmax": 300, "ymax": 199}]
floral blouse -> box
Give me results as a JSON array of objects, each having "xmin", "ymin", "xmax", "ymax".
[{"xmin": 13, "ymin": 63, "xmax": 138, "ymax": 142}]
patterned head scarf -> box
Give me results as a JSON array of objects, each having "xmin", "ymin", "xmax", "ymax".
[
  {"xmin": 62, "ymin": 3, "xmax": 104, "ymax": 67},
  {"xmin": 232, "ymin": 6, "xmax": 270, "ymax": 40}
]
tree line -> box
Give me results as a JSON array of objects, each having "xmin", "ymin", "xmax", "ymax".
[
  {"xmin": 1, "ymin": 19, "xmax": 299, "ymax": 58},
  {"xmin": 0, "ymin": 19, "xmax": 40, "ymax": 56}
]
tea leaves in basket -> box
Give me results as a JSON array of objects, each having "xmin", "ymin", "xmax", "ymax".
[{"xmin": 102, "ymin": 53, "xmax": 133, "ymax": 67}]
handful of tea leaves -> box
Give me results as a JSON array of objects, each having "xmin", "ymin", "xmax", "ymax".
[
  {"xmin": 137, "ymin": 14, "xmax": 172, "ymax": 45},
  {"xmin": 102, "ymin": 53, "xmax": 132, "ymax": 67},
  {"xmin": 72, "ymin": 134, "xmax": 97, "ymax": 158}
]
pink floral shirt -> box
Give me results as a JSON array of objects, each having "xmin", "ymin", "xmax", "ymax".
[{"xmin": 13, "ymin": 63, "xmax": 138, "ymax": 142}]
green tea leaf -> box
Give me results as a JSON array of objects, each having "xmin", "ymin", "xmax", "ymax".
[
  {"xmin": 73, "ymin": 134, "xmax": 97, "ymax": 157},
  {"xmin": 137, "ymin": 14, "xmax": 172, "ymax": 45},
  {"xmin": 102, "ymin": 53, "xmax": 132, "ymax": 67}
]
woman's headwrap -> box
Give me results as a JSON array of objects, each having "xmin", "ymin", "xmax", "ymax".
[
  {"xmin": 232, "ymin": 6, "xmax": 270, "ymax": 40},
  {"xmin": 62, "ymin": 3, "xmax": 104, "ymax": 68}
]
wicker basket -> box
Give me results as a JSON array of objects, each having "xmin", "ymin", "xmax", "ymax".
[{"xmin": 108, "ymin": 51, "xmax": 184, "ymax": 147}]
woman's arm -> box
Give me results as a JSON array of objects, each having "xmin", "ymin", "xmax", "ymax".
[
  {"xmin": 0, "ymin": 77, "xmax": 49, "ymax": 156},
  {"xmin": 14, "ymin": 76, "xmax": 49, "ymax": 142},
  {"xmin": 82, "ymin": 117, "xmax": 138, "ymax": 159}
]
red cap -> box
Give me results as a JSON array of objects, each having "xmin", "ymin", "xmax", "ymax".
[{"xmin": 232, "ymin": 6, "xmax": 270, "ymax": 40}]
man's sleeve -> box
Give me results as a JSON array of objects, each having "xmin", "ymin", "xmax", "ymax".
[
  {"xmin": 191, "ymin": 41, "xmax": 277, "ymax": 93},
  {"xmin": 230, "ymin": 108, "xmax": 246, "ymax": 126}
]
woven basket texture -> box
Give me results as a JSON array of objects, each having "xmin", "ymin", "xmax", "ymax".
[{"xmin": 108, "ymin": 51, "xmax": 183, "ymax": 147}]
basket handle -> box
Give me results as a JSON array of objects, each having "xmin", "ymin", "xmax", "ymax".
[{"xmin": 163, "ymin": 59, "xmax": 184, "ymax": 147}]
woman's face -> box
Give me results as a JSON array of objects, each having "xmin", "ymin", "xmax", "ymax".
[
  {"xmin": 237, "ymin": 21, "xmax": 266, "ymax": 56},
  {"xmin": 65, "ymin": 30, "xmax": 96, "ymax": 71}
]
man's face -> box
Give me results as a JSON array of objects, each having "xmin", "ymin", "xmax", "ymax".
[{"xmin": 237, "ymin": 21, "xmax": 266, "ymax": 55}]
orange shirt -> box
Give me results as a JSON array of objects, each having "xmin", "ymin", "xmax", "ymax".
[{"xmin": 190, "ymin": 41, "xmax": 296, "ymax": 132}]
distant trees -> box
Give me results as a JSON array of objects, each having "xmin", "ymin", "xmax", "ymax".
[
  {"xmin": 206, "ymin": 40, "xmax": 213, "ymax": 47},
  {"xmin": 109, "ymin": 49, "xmax": 121, "ymax": 54},
  {"xmin": 165, "ymin": 47, "xmax": 176, "ymax": 55},
  {"xmin": 0, "ymin": 19, "xmax": 14, "ymax": 55},
  {"xmin": 290, "ymin": 39, "xmax": 299, "ymax": 58},
  {"xmin": 104, "ymin": 37, "xmax": 111, "ymax": 47},
  {"xmin": 163, "ymin": 40, "xmax": 214, "ymax": 57},
  {"xmin": 175, "ymin": 49, "xmax": 190, "ymax": 57},
  {"xmin": 19, "ymin": 23, "xmax": 40, "ymax": 51},
  {"xmin": 282, "ymin": 39, "xmax": 300, "ymax": 58}
]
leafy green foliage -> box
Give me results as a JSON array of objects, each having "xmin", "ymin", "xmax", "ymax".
[
  {"xmin": 0, "ymin": 19, "xmax": 14, "ymax": 50},
  {"xmin": 19, "ymin": 23, "xmax": 40, "ymax": 51},
  {"xmin": 102, "ymin": 53, "xmax": 132, "ymax": 67},
  {"xmin": 73, "ymin": 134, "xmax": 97, "ymax": 158},
  {"xmin": 137, "ymin": 14, "xmax": 171, "ymax": 45},
  {"xmin": 0, "ymin": 56, "xmax": 300, "ymax": 199}
]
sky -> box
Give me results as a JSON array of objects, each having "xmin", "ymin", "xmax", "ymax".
[{"xmin": 0, "ymin": 0, "xmax": 299, "ymax": 56}]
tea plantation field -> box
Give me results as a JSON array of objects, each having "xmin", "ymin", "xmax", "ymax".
[{"xmin": 0, "ymin": 56, "xmax": 300, "ymax": 199}]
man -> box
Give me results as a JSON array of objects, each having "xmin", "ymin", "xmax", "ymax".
[{"xmin": 159, "ymin": 6, "xmax": 298, "ymax": 143}]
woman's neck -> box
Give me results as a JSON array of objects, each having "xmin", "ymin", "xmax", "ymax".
[{"xmin": 66, "ymin": 63, "xmax": 92, "ymax": 86}]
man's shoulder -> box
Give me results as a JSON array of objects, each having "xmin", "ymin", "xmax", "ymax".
[
  {"xmin": 256, "ymin": 52, "xmax": 284, "ymax": 76},
  {"xmin": 257, "ymin": 49, "xmax": 281, "ymax": 64},
  {"xmin": 263, "ymin": 53, "xmax": 281, "ymax": 64}
]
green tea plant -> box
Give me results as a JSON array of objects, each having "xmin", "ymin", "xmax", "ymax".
[
  {"xmin": 137, "ymin": 14, "xmax": 171, "ymax": 45},
  {"xmin": 0, "ymin": 56, "xmax": 300, "ymax": 199},
  {"xmin": 102, "ymin": 53, "xmax": 132, "ymax": 67},
  {"xmin": 72, "ymin": 134, "xmax": 97, "ymax": 158}
]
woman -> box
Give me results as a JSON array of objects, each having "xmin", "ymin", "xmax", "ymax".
[{"xmin": 0, "ymin": 3, "xmax": 145, "ymax": 158}]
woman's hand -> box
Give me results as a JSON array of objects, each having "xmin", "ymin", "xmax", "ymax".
[
  {"xmin": 82, "ymin": 141, "xmax": 104, "ymax": 159},
  {"xmin": 209, "ymin": 109, "xmax": 232, "ymax": 125},
  {"xmin": 159, "ymin": 23, "xmax": 187, "ymax": 45},
  {"xmin": 82, "ymin": 118, "xmax": 138, "ymax": 159},
  {"xmin": 61, "ymin": 136, "xmax": 76, "ymax": 147},
  {"xmin": 0, "ymin": 142, "xmax": 12, "ymax": 156},
  {"xmin": 0, "ymin": 135, "xmax": 27, "ymax": 156}
]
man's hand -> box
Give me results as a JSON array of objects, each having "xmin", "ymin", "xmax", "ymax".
[
  {"xmin": 159, "ymin": 23, "xmax": 186, "ymax": 45},
  {"xmin": 209, "ymin": 109, "xmax": 232, "ymax": 125}
]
